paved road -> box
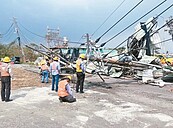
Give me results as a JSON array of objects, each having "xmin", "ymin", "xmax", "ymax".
[{"xmin": 0, "ymin": 66, "xmax": 173, "ymax": 128}]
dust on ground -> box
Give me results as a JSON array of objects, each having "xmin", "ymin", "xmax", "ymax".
[
  {"xmin": 11, "ymin": 64, "xmax": 48, "ymax": 90},
  {"xmin": 1, "ymin": 64, "xmax": 173, "ymax": 128}
]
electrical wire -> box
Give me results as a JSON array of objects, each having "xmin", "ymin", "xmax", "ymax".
[
  {"xmin": 10, "ymin": 23, "xmax": 32, "ymax": 48},
  {"xmin": 95, "ymin": 0, "xmax": 144, "ymax": 43},
  {"xmin": 18, "ymin": 22, "xmax": 45, "ymax": 38},
  {"xmin": 92, "ymin": 0, "xmax": 126, "ymax": 36},
  {"xmin": 101, "ymin": 0, "xmax": 168, "ymax": 47},
  {"xmin": 1, "ymin": 23, "xmax": 14, "ymax": 36},
  {"xmin": 129, "ymin": 15, "xmax": 173, "ymax": 52},
  {"xmin": 102, "ymin": 0, "xmax": 172, "ymax": 58},
  {"xmin": 150, "ymin": 21, "xmax": 171, "ymax": 37},
  {"xmin": 75, "ymin": 34, "xmax": 86, "ymax": 47},
  {"xmin": 69, "ymin": 41, "xmax": 84, "ymax": 44},
  {"xmin": 104, "ymin": 37, "xmax": 173, "ymax": 61},
  {"xmin": 1, "ymin": 27, "xmax": 15, "ymax": 43},
  {"xmin": 153, "ymin": 38, "xmax": 172, "ymax": 46},
  {"xmin": 78, "ymin": 34, "xmax": 84, "ymax": 43},
  {"xmin": 17, "ymin": 27, "xmax": 36, "ymax": 46}
]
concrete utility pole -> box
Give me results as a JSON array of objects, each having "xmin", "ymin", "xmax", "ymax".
[
  {"xmin": 84, "ymin": 33, "xmax": 92, "ymax": 66},
  {"xmin": 86, "ymin": 33, "xmax": 90, "ymax": 55},
  {"xmin": 13, "ymin": 17, "xmax": 26, "ymax": 62}
]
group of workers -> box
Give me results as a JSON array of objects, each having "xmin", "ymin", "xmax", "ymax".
[
  {"xmin": 40, "ymin": 54, "xmax": 86, "ymax": 103},
  {"xmin": 0, "ymin": 54, "xmax": 86, "ymax": 103},
  {"xmin": 40, "ymin": 56, "xmax": 60, "ymax": 93}
]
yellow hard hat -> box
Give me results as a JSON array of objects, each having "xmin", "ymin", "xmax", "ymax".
[
  {"xmin": 66, "ymin": 75, "xmax": 72, "ymax": 80},
  {"xmin": 53, "ymin": 56, "xmax": 59, "ymax": 61},
  {"xmin": 40, "ymin": 60, "xmax": 46, "ymax": 65},
  {"xmin": 3, "ymin": 57, "xmax": 10, "ymax": 63},
  {"xmin": 44, "ymin": 56, "xmax": 49, "ymax": 60},
  {"xmin": 79, "ymin": 54, "xmax": 85, "ymax": 59}
]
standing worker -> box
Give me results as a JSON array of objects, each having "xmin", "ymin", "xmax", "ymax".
[
  {"xmin": 76, "ymin": 54, "xmax": 85, "ymax": 93},
  {"xmin": 0, "ymin": 57, "xmax": 13, "ymax": 102},
  {"xmin": 40, "ymin": 61, "xmax": 49, "ymax": 83},
  {"xmin": 50, "ymin": 56, "xmax": 61, "ymax": 92},
  {"xmin": 58, "ymin": 76, "xmax": 76, "ymax": 103},
  {"xmin": 45, "ymin": 56, "xmax": 51, "ymax": 78}
]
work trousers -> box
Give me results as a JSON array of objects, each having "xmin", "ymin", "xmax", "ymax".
[
  {"xmin": 1, "ymin": 76, "xmax": 11, "ymax": 101},
  {"xmin": 52, "ymin": 74, "xmax": 59, "ymax": 91},
  {"xmin": 41, "ymin": 70, "xmax": 49, "ymax": 83},
  {"xmin": 76, "ymin": 72, "xmax": 85, "ymax": 92},
  {"xmin": 59, "ymin": 95, "xmax": 76, "ymax": 103}
]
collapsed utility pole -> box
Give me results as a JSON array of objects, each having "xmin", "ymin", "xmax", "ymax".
[{"xmin": 13, "ymin": 17, "xmax": 26, "ymax": 63}]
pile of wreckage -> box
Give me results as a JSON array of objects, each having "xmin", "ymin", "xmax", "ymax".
[
  {"xmin": 26, "ymin": 16, "xmax": 173, "ymax": 87},
  {"xmin": 86, "ymin": 54, "xmax": 173, "ymax": 87},
  {"xmin": 85, "ymin": 17, "xmax": 173, "ymax": 87}
]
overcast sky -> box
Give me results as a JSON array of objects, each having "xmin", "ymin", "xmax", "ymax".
[{"xmin": 0, "ymin": 0, "xmax": 173, "ymax": 53}]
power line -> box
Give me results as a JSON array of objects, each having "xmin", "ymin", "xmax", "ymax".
[
  {"xmin": 130, "ymin": 15, "xmax": 173, "ymax": 51},
  {"xmin": 95, "ymin": 0, "xmax": 144, "ymax": 43},
  {"xmin": 1, "ymin": 23, "xmax": 14, "ymax": 36},
  {"xmin": 150, "ymin": 21, "xmax": 170, "ymax": 37},
  {"xmin": 92, "ymin": 0, "xmax": 126, "ymax": 36},
  {"xmin": 18, "ymin": 29, "xmax": 31, "ymax": 45},
  {"xmin": 1, "ymin": 24, "xmax": 16, "ymax": 43},
  {"xmin": 75, "ymin": 34, "xmax": 86, "ymax": 47},
  {"xmin": 1, "ymin": 29, "xmax": 15, "ymax": 43},
  {"xmin": 18, "ymin": 22, "xmax": 45, "ymax": 38},
  {"xmin": 153, "ymin": 38, "xmax": 172, "ymax": 46},
  {"xmin": 69, "ymin": 41, "xmax": 83, "ymax": 44},
  {"xmin": 100, "ymin": 0, "xmax": 168, "ymax": 47},
  {"xmin": 17, "ymin": 25, "xmax": 39, "ymax": 45},
  {"xmin": 102, "ymin": 1, "xmax": 172, "ymax": 58}
]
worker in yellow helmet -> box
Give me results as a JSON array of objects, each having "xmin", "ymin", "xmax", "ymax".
[
  {"xmin": 50, "ymin": 56, "xmax": 61, "ymax": 92},
  {"xmin": 76, "ymin": 54, "xmax": 86, "ymax": 93},
  {"xmin": 40, "ymin": 61, "xmax": 49, "ymax": 83},
  {"xmin": 58, "ymin": 75, "xmax": 76, "ymax": 103},
  {"xmin": 0, "ymin": 57, "xmax": 13, "ymax": 102}
]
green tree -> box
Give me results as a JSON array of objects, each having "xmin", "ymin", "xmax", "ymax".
[{"xmin": 0, "ymin": 42, "xmax": 41, "ymax": 63}]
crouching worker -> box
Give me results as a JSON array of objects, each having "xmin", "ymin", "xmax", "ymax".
[{"xmin": 58, "ymin": 76, "xmax": 76, "ymax": 103}]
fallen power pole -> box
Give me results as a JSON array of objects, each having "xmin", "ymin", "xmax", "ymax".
[
  {"xmin": 40, "ymin": 43, "xmax": 72, "ymax": 65},
  {"xmin": 25, "ymin": 45, "xmax": 67, "ymax": 66}
]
